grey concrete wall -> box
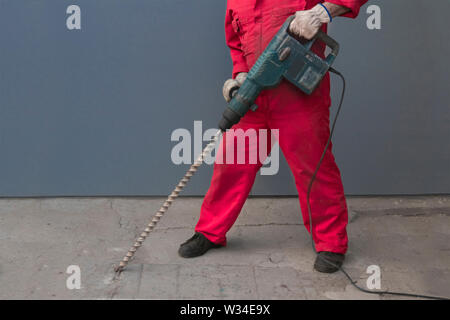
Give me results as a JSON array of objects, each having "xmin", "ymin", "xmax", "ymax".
[{"xmin": 0, "ymin": 0, "xmax": 448, "ymax": 196}]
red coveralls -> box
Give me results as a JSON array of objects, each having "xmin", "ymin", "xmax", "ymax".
[{"xmin": 196, "ymin": 0, "xmax": 367, "ymax": 254}]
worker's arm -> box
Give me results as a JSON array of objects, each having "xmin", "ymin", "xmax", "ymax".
[
  {"xmin": 322, "ymin": 2, "xmax": 350, "ymax": 18},
  {"xmin": 225, "ymin": 8, "xmax": 249, "ymax": 79},
  {"xmin": 289, "ymin": 0, "xmax": 368, "ymax": 39},
  {"xmin": 323, "ymin": 0, "xmax": 368, "ymax": 19}
]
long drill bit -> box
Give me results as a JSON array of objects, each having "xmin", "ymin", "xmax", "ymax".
[{"xmin": 114, "ymin": 129, "xmax": 222, "ymax": 274}]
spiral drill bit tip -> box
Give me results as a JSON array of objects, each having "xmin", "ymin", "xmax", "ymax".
[{"xmin": 114, "ymin": 130, "xmax": 222, "ymax": 274}]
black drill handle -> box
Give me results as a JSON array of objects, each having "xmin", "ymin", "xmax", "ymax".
[
  {"xmin": 315, "ymin": 30, "xmax": 340, "ymax": 57},
  {"xmin": 286, "ymin": 15, "xmax": 339, "ymax": 58}
]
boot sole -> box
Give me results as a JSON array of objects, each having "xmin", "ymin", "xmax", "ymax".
[{"xmin": 178, "ymin": 244, "xmax": 222, "ymax": 258}]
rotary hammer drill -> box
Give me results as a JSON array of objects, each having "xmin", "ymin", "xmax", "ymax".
[{"xmin": 218, "ymin": 15, "xmax": 339, "ymax": 131}]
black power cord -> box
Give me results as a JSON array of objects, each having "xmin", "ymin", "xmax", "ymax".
[{"xmin": 306, "ymin": 67, "xmax": 450, "ymax": 300}]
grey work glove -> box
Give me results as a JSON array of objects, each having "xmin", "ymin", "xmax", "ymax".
[
  {"xmin": 289, "ymin": 4, "xmax": 331, "ymax": 40},
  {"xmin": 222, "ymin": 72, "xmax": 248, "ymax": 102}
]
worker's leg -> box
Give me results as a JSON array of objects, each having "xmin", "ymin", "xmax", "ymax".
[
  {"xmin": 268, "ymin": 81, "xmax": 348, "ymax": 254},
  {"xmin": 195, "ymin": 99, "xmax": 271, "ymax": 245}
]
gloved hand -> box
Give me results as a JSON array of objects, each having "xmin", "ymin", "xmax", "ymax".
[
  {"xmin": 289, "ymin": 4, "xmax": 331, "ymax": 40},
  {"xmin": 222, "ymin": 72, "xmax": 247, "ymax": 102}
]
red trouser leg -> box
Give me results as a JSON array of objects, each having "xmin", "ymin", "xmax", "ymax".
[
  {"xmin": 267, "ymin": 81, "xmax": 348, "ymax": 254},
  {"xmin": 195, "ymin": 95, "xmax": 271, "ymax": 245}
]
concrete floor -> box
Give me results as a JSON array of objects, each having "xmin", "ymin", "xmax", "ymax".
[{"xmin": 0, "ymin": 195, "xmax": 449, "ymax": 300}]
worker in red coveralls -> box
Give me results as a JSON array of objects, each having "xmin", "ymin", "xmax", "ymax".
[{"xmin": 179, "ymin": 0, "xmax": 368, "ymax": 273}]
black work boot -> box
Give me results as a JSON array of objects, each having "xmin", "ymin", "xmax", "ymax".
[
  {"xmin": 178, "ymin": 232, "xmax": 222, "ymax": 258},
  {"xmin": 314, "ymin": 251, "xmax": 345, "ymax": 273}
]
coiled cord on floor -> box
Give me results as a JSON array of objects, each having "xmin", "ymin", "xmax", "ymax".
[{"xmin": 306, "ymin": 67, "xmax": 449, "ymax": 300}]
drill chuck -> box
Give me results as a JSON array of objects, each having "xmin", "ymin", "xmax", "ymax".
[{"xmin": 219, "ymin": 107, "xmax": 242, "ymax": 131}]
